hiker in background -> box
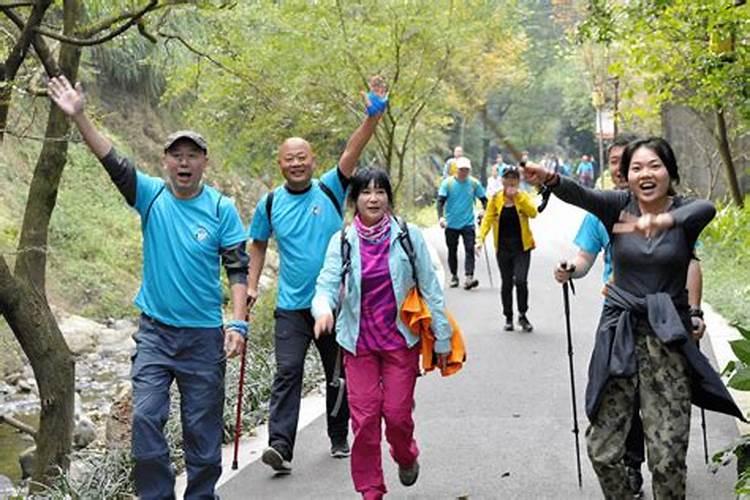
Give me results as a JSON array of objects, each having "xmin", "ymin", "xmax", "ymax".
[
  {"xmin": 523, "ymin": 137, "xmax": 742, "ymax": 499},
  {"xmin": 553, "ymin": 134, "xmax": 707, "ymax": 497},
  {"xmin": 312, "ymin": 168, "xmax": 450, "ymax": 500},
  {"xmin": 486, "ymin": 153, "xmax": 509, "ymax": 198},
  {"xmin": 442, "ymin": 145, "xmax": 464, "ymax": 178},
  {"xmin": 576, "ymin": 154, "xmax": 595, "ymax": 187},
  {"xmin": 246, "ymin": 76, "xmax": 387, "ymax": 474},
  {"xmin": 48, "ymin": 76, "xmax": 249, "ymax": 499},
  {"xmin": 477, "ymin": 165, "xmax": 538, "ymax": 332},
  {"xmin": 437, "ymin": 157, "xmax": 488, "ymax": 290}
]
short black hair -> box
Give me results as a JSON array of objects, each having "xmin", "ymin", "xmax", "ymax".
[
  {"xmin": 501, "ymin": 165, "xmax": 520, "ymax": 179},
  {"xmin": 619, "ymin": 136, "xmax": 680, "ymax": 185},
  {"xmin": 607, "ymin": 134, "xmax": 638, "ymax": 156},
  {"xmin": 347, "ymin": 167, "xmax": 394, "ymax": 210}
]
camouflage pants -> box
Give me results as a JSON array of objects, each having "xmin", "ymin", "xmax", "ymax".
[{"xmin": 586, "ymin": 320, "xmax": 691, "ymax": 500}]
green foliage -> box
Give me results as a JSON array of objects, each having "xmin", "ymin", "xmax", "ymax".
[
  {"xmin": 47, "ymin": 144, "xmax": 142, "ymax": 318},
  {"xmin": 701, "ymin": 197, "xmax": 750, "ymax": 329},
  {"xmin": 579, "ymin": 0, "xmax": 750, "ymax": 131},
  {"xmin": 158, "ymin": 0, "xmax": 527, "ymax": 193}
]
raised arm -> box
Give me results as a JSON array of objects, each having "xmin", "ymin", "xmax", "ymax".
[
  {"xmin": 48, "ymin": 75, "xmax": 111, "ymax": 159},
  {"xmin": 48, "ymin": 75, "xmax": 138, "ymax": 205},
  {"xmin": 522, "ymin": 164, "xmax": 626, "ymax": 230},
  {"xmin": 338, "ymin": 76, "xmax": 388, "ymax": 177}
]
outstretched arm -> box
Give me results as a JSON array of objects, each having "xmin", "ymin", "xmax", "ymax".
[
  {"xmin": 49, "ymin": 75, "xmax": 138, "ymax": 205},
  {"xmin": 338, "ymin": 75, "xmax": 388, "ymax": 177},
  {"xmin": 48, "ymin": 75, "xmax": 112, "ymax": 159}
]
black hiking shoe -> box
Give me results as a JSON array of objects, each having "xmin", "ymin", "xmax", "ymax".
[
  {"xmin": 518, "ymin": 315, "xmax": 533, "ymax": 332},
  {"xmin": 463, "ymin": 275, "xmax": 479, "ymax": 290},
  {"xmin": 625, "ymin": 465, "xmax": 643, "ymax": 498},
  {"xmin": 262, "ymin": 446, "xmax": 292, "ymax": 475},
  {"xmin": 330, "ymin": 439, "xmax": 350, "ymax": 458},
  {"xmin": 449, "ymin": 275, "xmax": 459, "ymax": 288},
  {"xmin": 398, "ymin": 460, "xmax": 420, "ymax": 487},
  {"xmin": 503, "ymin": 319, "xmax": 514, "ymax": 331}
]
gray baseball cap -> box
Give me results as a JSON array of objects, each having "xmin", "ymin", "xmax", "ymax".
[{"xmin": 163, "ymin": 130, "xmax": 208, "ymax": 152}]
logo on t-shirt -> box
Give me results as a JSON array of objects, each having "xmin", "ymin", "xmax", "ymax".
[
  {"xmin": 195, "ymin": 226, "xmax": 209, "ymax": 241},
  {"xmin": 312, "ymin": 205, "xmax": 321, "ymax": 216}
]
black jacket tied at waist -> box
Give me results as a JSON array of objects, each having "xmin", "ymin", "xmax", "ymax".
[{"xmin": 585, "ymin": 284, "xmax": 745, "ymax": 422}]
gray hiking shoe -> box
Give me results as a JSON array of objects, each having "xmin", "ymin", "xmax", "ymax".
[
  {"xmin": 449, "ymin": 275, "xmax": 459, "ymax": 288},
  {"xmin": 398, "ymin": 460, "xmax": 419, "ymax": 486},
  {"xmin": 463, "ymin": 275, "xmax": 479, "ymax": 290},
  {"xmin": 518, "ymin": 315, "xmax": 533, "ymax": 332},
  {"xmin": 262, "ymin": 446, "xmax": 292, "ymax": 475},
  {"xmin": 330, "ymin": 439, "xmax": 350, "ymax": 458}
]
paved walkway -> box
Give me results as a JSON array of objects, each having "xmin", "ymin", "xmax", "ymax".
[{"xmin": 217, "ymin": 197, "xmax": 739, "ymax": 499}]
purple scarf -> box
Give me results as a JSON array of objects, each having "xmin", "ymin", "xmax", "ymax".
[{"xmin": 353, "ymin": 213, "xmax": 391, "ymax": 244}]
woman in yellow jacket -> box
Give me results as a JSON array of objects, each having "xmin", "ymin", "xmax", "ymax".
[{"xmin": 477, "ymin": 166, "xmax": 538, "ymax": 332}]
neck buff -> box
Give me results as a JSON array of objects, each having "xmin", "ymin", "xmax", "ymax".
[{"xmin": 353, "ymin": 212, "xmax": 391, "ymax": 244}]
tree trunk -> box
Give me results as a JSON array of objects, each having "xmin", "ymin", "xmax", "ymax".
[
  {"xmin": 4, "ymin": 0, "xmax": 83, "ymax": 489},
  {"xmin": 714, "ymin": 108, "xmax": 744, "ymax": 207},
  {"xmin": 0, "ymin": 258, "xmax": 74, "ymax": 488}
]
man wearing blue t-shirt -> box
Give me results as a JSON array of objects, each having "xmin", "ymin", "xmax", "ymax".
[
  {"xmin": 247, "ymin": 76, "xmax": 387, "ymax": 474},
  {"xmin": 437, "ymin": 157, "xmax": 488, "ymax": 289},
  {"xmin": 553, "ymin": 136, "xmax": 706, "ymax": 498},
  {"xmin": 49, "ymin": 76, "xmax": 249, "ymax": 500}
]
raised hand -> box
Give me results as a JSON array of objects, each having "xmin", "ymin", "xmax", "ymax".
[
  {"xmin": 47, "ymin": 75, "xmax": 85, "ymax": 117},
  {"xmin": 520, "ymin": 162, "xmax": 551, "ymax": 187},
  {"xmin": 363, "ymin": 74, "xmax": 388, "ymax": 117}
]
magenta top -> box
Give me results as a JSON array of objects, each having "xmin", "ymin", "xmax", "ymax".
[{"xmin": 356, "ymin": 236, "xmax": 406, "ymax": 353}]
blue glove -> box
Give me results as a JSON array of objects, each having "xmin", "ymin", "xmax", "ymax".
[
  {"xmin": 365, "ymin": 91, "xmax": 388, "ymax": 117},
  {"xmin": 225, "ymin": 319, "xmax": 249, "ymax": 339}
]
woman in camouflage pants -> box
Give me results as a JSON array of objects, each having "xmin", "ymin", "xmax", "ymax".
[{"xmin": 523, "ymin": 137, "xmax": 742, "ymax": 499}]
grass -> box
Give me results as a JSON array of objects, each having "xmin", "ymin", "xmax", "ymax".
[{"xmin": 700, "ymin": 198, "xmax": 750, "ymax": 328}]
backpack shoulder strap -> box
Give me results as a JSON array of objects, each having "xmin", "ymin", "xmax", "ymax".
[
  {"xmin": 339, "ymin": 226, "xmax": 352, "ymax": 281},
  {"xmin": 396, "ymin": 217, "xmax": 419, "ymax": 288},
  {"xmin": 265, "ymin": 189, "xmax": 275, "ymax": 232},
  {"xmin": 215, "ymin": 193, "xmax": 223, "ymax": 220},
  {"xmin": 143, "ymin": 184, "xmax": 167, "ymax": 229},
  {"xmin": 319, "ymin": 181, "xmax": 343, "ymax": 218}
]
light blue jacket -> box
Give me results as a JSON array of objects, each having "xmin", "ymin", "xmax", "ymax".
[{"xmin": 311, "ymin": 218, "xmax": 451, "ymax": 355}]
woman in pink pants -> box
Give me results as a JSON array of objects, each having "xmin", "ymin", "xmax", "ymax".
[{"xmin": 312, "ymin": 168, "xmax": 452, "ymax": 499}]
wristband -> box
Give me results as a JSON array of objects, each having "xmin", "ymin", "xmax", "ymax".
[
  {"xmin": 365, "ymin": 92, "xmax": 388, "ymax": 117},
  {"xmin": 689, "ymin": 308, "xmax": 704, "ymax": 319},
  {"xmin": 225, "ymin": 319, "xmax": 249, "ymax": 339}
]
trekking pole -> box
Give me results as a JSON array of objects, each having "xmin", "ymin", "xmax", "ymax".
[
  {"xmin": 561, "ymin": 271, "xmax": 583, "ymax": 488},
  {"xmin": 232, "ymin": 298, "xmax": 252, "ymax": 470},
  {"xmin": 482, "ymin": 243, "xmax": 494, "ymax": 288},
  {"xmin": 476, "ymin": 214, "xmax": 494, "ymax": 288},
  {"xmin": 698, "ymin": 339, "xmax": 709, "ymax": 464}
]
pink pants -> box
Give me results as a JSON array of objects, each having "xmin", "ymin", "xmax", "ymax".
[{"xmin": 344, "ymin": 346, "xmax": 420, "ymax": 500}]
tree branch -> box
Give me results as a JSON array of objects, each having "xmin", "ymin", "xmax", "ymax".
[
  {"xmin": 0, "ymin": 1, "xmax": 34, "ymax": 7},
  {"xmin": 0, "ymin": 414, "xmax": 37, "ymax": 439},
  {"xmin": 1, "ymin": 6, "xmax": 59, "ymax": 76},
  {"xmin": 33, "ymin": 0, "xmax": 191, "ymax": 46}
]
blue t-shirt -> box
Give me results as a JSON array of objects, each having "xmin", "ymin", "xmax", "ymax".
[
  {"xmin": 573, "ymin": 212, "xmax": 612, "ymax": 283},
  {"xmin": 248, "ymin": 167, "xmax": 347, "ymax": 310},
  {"xmin": 134, "ymin": 172, "xmax": 246, "ymax": 328},
  {"xmin": 438, "ymin": 176, "xmax": 486, "ymax": 229}
]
